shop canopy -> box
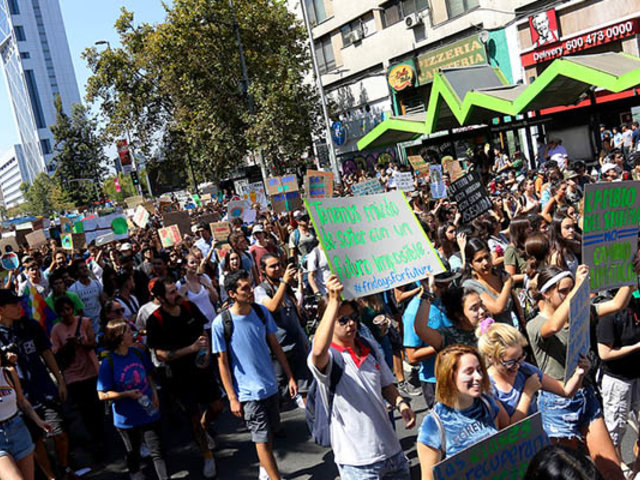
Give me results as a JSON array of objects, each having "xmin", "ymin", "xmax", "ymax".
[{"xmin": 357, "ymin": 52, "xmax": 640, "ymax": 151}]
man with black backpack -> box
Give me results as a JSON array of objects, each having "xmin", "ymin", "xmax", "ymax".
[
  {"xmin": 254, "ymin": 254, "xmax": 311, "ymax": 408},
  {"xmin": 307, "ymin": 275, "xmax": 416, "ymax": 479},
  {"xmin": 212, "ymin": 269, "xmax": 298, "ymax": 480}
]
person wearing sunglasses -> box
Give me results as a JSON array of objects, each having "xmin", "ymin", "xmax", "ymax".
[
  {"xmin": 308, "ymin": 275, "xmax": 416, "ymax": 480},
  {"xmin": 477, "ymin": 321, "xmax": 588, "ymax": 425}
]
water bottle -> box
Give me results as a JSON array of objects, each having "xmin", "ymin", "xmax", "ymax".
[
  {"xmin": 295, "ymin": 394, "xmax": 305, "ymax": 409},
  {"xmin": 138, "ymin": 394, "xmax": 158, "ymax": 417},
  {"xmin": 195, "ymin": 349, "xmax": 208, "ymax": 368}
]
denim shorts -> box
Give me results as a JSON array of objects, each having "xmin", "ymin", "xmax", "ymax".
[
  {"xmin": 337, "ymin": 450, "xmax": 410, "ymax": 480},
  {"xmin": 538, "ymin": 385, "xmax": 602, "ymax": 441},
  {"xmin": 0, "ymin": 415, "xmax": 35, "ymax": 461}
]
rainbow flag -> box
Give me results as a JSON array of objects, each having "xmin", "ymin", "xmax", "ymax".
[{"xmin": 21, "ymin": 285, "xmax": 57, "ymax": 334}]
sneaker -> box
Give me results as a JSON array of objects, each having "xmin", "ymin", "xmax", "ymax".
[
  {"xmin": 203, "ymin": 457, "xmax": 217, "ymax": 479},
  {"xmin": 398, "ymin": 381, "xmax": 421, "ymax": 397},
  {"xmin": 129, "ymin": 472, "xmax": 145, "ymax": 480},
  {"xmin": 259, "ymin": 466, "xmax": 270, "ymax": 480},
  {"xmin": 206, "ymin": 433, "xmax": 216, "ymax": 450},
  {"xmin": 140, "ymin": 444, "xmax": 150, "ymax": 458}
]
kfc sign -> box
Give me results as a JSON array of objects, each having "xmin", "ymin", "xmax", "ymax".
[{"xmin": 529, "ymin": 9, "xmax": 560, "ymax": 48}]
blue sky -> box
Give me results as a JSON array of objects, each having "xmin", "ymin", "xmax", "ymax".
[{"xmin": 0, "ymin": 0, "xmax": 168, "ymax": 153}]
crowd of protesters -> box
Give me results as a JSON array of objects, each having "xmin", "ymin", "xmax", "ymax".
[{"xmin": 0, "ymin": 133, "xmax": 639, "ymax": 480}]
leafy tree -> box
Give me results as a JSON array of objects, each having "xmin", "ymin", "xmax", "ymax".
[
  {"xmin": 19, "ymin": 174, "xmax": 75, "ymax": 217},
  {"xmin": 102, "ymin": 170, "xmax": 150, "ymax": 203},
  {"xmin": 49, "ymin": 95, "xmax": 108, "ymax": 206},
  {"xmin": 83, "ymin": 0, "xmax": 320, "ymax": 179}
]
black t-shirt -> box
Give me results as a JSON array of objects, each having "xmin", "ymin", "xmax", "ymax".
[
  {"xmin": 596, "ymin": 298, "xmax": 640, "ymax": 380},
  {"xmin": 146, "ymin": 301, "xmax": 207, "ymax": 379}
]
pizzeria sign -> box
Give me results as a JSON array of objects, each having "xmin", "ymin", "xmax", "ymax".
[{"xmin": 521, "ymin": 18, "xmax": 640, "ymax": 67}]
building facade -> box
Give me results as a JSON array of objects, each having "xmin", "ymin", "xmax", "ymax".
[
  {"xmin": 0, "ymin": 144, "xmax": 28, "ymax": 207},
  {"xmin": 301, "ymin": 0, "xmax": 640, "ymax": 172},
  {"xmin": 0, "ymin": 0, "xmax": 81, "ymax": 194}
]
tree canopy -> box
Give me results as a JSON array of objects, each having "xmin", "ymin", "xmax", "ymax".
[{"xmin": 83, "ymin": 0, "xmax": 320, "ymax": 180}]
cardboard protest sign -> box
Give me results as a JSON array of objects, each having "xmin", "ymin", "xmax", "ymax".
[
  {"xmin": 265, "ymin": 175, "xmax": 299, "ymax": 196},
  {"xmin": 240, "ymin": 182, "xmax": 268, "ymax": 208},
  {"xmin": 159, "ymin": 225, "xmax": 182, "ymax": 248},
  {"xmin": 83, "ymin": 214, "xmax": 130, "ymax": 245},
  {"xmin": 201, "ymin": 193, "xmax": 213, "ymax": 204},
  {"xmin": 442, "ymin": 155, "xmax": 464, "ymax": 181},
  {"xmin": 351, "ymin": 179, "xmax": 384, "ymax": 196},
  {"xmin": 233, "ymin": 178, "xmax": 249, "ymax": 195},
  {"xmin": 271, "ymin": 191, "xmax": 303, "ymax": 214},
  {"xmin": 305, "ymin": 170, "xmax": 334, "ymax": 199},
  {"xmin": 125, "ymin": 195, "xmax": 144, "ymax": 209},
  {"xmin": 447, "ymin": 171, "xmax": 492, "ymax": 224},
  {"xmin": 61, "ymin": 233, "xmax": 86, "ymax": 251},
  {"xmin": 142, "ymin": 201, "xmax": 156, "ymax": 214},
  {"xmin": 210, "ymin": 222, "xmax": 231, "ymax": 242},
  {"xmin": 25, "ymin": 229, "xmax": 47, "ymax": 249},
  {"xmin": 198, "ymin": 213, "xmax": 220, "ymax": 226},
  {"xmin": 15, "ymin": 228, "xmax": 31, "ymax": 247},
  {"xmin": 582, "ymin": 181, "xmax": 640, "ymax": 292},
  {"xmin": 565, "ymin": 277, "xmax": 590, "ymax": 384},
  {"xmin": 408, "ymin": 155, "xmax": 429, "ymax": 174},
  {"xmin": 215, "ymin": 242, "xmax": 232, "ymax": 261},
  {"xmin": 305, "ymin": 191, "xmax": 444, "ymax": 300},
  {"xmin": 393, "ymin": 172, "xmax": 415, "ymax": 192},
  {"xmin": 59, "ymin": 217, "xmax": 73, "ymax": 234},
  {"xmin": 432, "ymin": 412, "xmax": 548, "ymax": 480},
  {"xmin": 0, "ymin": 237, "xmax": 19, "ymax": 255},
  {"xmin": 162, "ymin": 211, "xmax": 192, "ymax": 237},
  {"xmin": 133, "ymin": 205, "xmax": 150, "ymax": 228},
  {"xmin": 429, "ymin": 164, "xmax": 447, "ymax": 199},
  {"xmin": 95, "ymin": 232, "xmax": 115, "ymax": 247},
  {"xmin": 227, "ymin": 200, "xmax": 252, "ymax": 221},
  {"xmin": 159, "ymin": 200, "xmax": 172, "ymax": 214}
]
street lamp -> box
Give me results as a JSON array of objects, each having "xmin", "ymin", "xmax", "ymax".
[{"xmin": 94, "ymin": 40, "xmax": 110, "ymax": 49}]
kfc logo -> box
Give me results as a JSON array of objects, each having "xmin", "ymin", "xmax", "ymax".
[{"xmin": 529, "ymin": 9, "xmax": 560, "ymax": 48}]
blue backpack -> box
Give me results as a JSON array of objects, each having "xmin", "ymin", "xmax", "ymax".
[{"xmin": 305, "ymin": 337, "xmax": 376, "ymax": 447}]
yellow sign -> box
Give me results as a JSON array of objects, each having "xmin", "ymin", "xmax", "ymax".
[
  {"xmin": 387, "ymin": 62, "xmax": 415, "ymax": 91},
  {"xmin": 417, "ymin": 36, "xmax": 487, "ymax": 84}
]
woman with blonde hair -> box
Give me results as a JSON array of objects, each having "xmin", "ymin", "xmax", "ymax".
[
  {"xmin": 417, "ymin": 344, "xmax": 509, "ymax": 480},
  {"xmin": 476, "ymin": 320, "xmax": 588, "ymax": 424}
]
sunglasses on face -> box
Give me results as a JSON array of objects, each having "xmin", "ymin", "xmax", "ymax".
[
  {"xmin": 500, "ymin": 353, "xmax": 526, "ymax": 369},
  {"xmin": 337, "ymin": 313, "xmax": 359, "ymax": 326}
]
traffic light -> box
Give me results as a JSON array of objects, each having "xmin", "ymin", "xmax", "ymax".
[{"xmin": 130, "ymin": 171, "xmax": 140, "ymax": 185}]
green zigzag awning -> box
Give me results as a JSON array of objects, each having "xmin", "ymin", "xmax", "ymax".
[{"xmin": 357, "ymin": 52, "xmax": 640, "ymax": 151}]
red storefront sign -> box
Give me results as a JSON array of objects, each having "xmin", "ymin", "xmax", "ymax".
[{"xmin": 521, "ymin": 18, "xmax": 640, "ymax": 67}]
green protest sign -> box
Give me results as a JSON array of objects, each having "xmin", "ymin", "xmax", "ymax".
[
  {"xmin": 432, "ymin": 412, "xmax": 548, "ymax": 480},
  {"xmin": 582, "ymin": 181, "xmax": 640, "ymax": 292},
  {"xmin": 305, "ymin": 191, "xmax": 444, "ymax": 300}
]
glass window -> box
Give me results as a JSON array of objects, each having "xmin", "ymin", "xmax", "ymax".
[
  {"xmin": 341, "ymin": 20, "xmax": 363, "ymax": 47},
  {"xmin": 20, "ymin": 52, "xmax": 30, "ymax": 59},
  {"xmin": 14, "ymin": 26, "xmax": 26, "ymax": 41},
  {"xmin": 8, "ymin": 0, "xmax": 19, "ymax": 15},
  {"xmin": 305, "ymin": 0, "xmax": 327, "ymax": 26},
  {"xmin": 40, "ymin": 139, "xmax": 52, "ymax": 155},
  {"xmin": 315, "ymin": 36, "xmax": 335, "ymax": 74},
  {"xmin": 24, "ymin": 70, "xmax": 46, "ymax": 129},
  {"xmin": 382, "ymin": 2, "xmax": 402, "ymax": 28},
  {"xmin": 446, "ymin": 0, "xmax": 479, "ymax": 18}
]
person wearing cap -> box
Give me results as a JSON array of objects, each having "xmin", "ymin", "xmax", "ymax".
[
  {"xmin": 403, "ymin": 269, "xmax": 458, "ymax": 409},
  {"xmin": 601, "ymin": 163, "xmax": 621, "ymax": 182},
  {"xmin": 249, "ymin": 224, "xmax": 278, "ymax": 282},
  {"xmin": 0, "ymin": 289, "xmax": 77, "ymax": 480},
  {"xmin": 289, "ymin": 211, "xmax": 317, "ymax": 269}
]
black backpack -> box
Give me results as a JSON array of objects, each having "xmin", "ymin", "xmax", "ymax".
[{"xmin": 220, "ymin": 303, "xmax": 267, "ymax": 344}]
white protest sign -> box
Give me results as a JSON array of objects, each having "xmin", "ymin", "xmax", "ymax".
[
  {"xmin": 351, "ymin": 179, "xmax": 384, "ymax": 196},
  {"xmin": 240, "ymin": 182, "xmax": 268, "ymax": 208},
  {"xmin": 429, "ymin": 164, "xmax": 447, "ymax": 199},
  {"xmin": 565, "ymin": 277, "xmax": 590, "ymax": 384},
  {"xmin": 133, "ymin": 205, "xmax": 150, "ymax": 228},
  {"xmin": 305, "ymin": 191, "xmax": 444, "ymax": 300},
  {"xmin": 393, "ymin": 172, "xmax": 415, "ymax": 192}
]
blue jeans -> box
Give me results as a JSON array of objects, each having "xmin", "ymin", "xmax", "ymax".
[
  {"xmin": 337, "ymin": 450, "xmax": 410, "ymax": 480},
  {"xmin": 538, "ymin": 384, "xmax": 602, "ymax": 441},
  {"xmin": 0, "ymin": 415, "xmax": 34, "ymax": 461}
]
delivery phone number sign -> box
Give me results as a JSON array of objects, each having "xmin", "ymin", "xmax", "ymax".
[
  {"xmin": 433, "ymin": 412, "xmax": 548, "ymax": 480},
  {"xmin": 305, "ymin": 191, "xmax": 443, "ymax": 300}
]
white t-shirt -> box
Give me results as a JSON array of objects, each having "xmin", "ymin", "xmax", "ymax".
[
  {"xmin": 69, "ymin": 279, "xmax": 103, "ymax": 333},
  {"xmin": 176, "ymin": 274, "xmax": 217, "ymax": 329},
  {"xmin": 306, "ymin": 247, "xmax": 330, "ymax": 295},
  {"xmin": 307, "ymin": 342, "xmax": 401, "ymax": 466}
]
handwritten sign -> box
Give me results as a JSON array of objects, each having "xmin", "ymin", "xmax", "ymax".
[
  {"xmin": 125, "ymin": 195, "xmax": 144, "ymax": 209},
  {"xmin": 429, "ymin": 165, "xmax": 447, "ymax": 199},
  {"xmin": 305, "ymin": 191, "xmax": 443, "ymax": 300},
  {"xmin": 433, "ymin": 412, "xmax": 548, "ymax": 480},
  {"xmin": 271, "ymin": 191, "xmax": 303, "ymax": 214},
  {"xmin": 408, "ymin": 155, "xmax": 429, "ymax": 174},
  {"xmin": 305, "ymin": 170, "xmax": 334, "ymax": 199},
  {"xmin": 25, "ymin": 229, "xmax": 47, "ymax": 249},
  {"xmin": 0, "ymin": 237, "xmax": 19, "ymax": 255},
  {"xmin": 227, "ymin": 199, "xmax": 252, "ymax": 221},
  {"xmin": 95, "ymin": 232, "xmax": 115, "ymax": 247},
  {"xmin": 582, "ymin": 181, "xmax": 640, "ymax": 292},
  {"xmin": 159, "ymin": 225, "xmax": 182, "ymax": 248},
  {"xmin": 240, "ymin": 182, "xmax": 268, "ymax": 207},
  {"xmin": 442, "ymin": 156, "xmax": 464, "ymax": 181},
  {"xmin": 162, "ymin": 211, "xmax": 192, "ymax": 237},
  {"xmin": 265, "ymin": 175, "xmax": 299, "ymax": 196},
  {"xmin": 565, "ymin": 277, "xmax": 590, "ymax": 384},
  {"xmin": 81, "ymin": 214, "xmax": 130, "ymax": 245},
  {"xmin": 351, "ymin": 179, "xmax": 384, "ymax": 196},
  {"xmin": 61, "ymin": 233, "xmax": 85, "ymax": 251},
  {"xmin": 59, "ymin": 217, "xmax": 73, "ymax": 234},
  {"xmin": 210, "ymin": 222, "xmax": 231, "ymax": 242},
  {"xmin": 393, "ymin": 172, "xmax": 415, "ymax": 192},
  {"xmin": 133, "ymin": 205, "xmax": 150, "ymax": 228},
  {"xmin": 447, "ymin": 171, "xmax": 492, "ymax": 224}
]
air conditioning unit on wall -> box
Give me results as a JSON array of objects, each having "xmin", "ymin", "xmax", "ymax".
[
  {"xmin": 405, "ymin": 13, "xmax": 423, "ymax": 29},
  {"xmin": 347, "ymin": 28, "xmax": 364, "ymax": 44}
]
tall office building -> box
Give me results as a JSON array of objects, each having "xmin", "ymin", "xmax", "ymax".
[{"xmin": 0, "ymin": 0, "xmax": 81, "ymax": 204}]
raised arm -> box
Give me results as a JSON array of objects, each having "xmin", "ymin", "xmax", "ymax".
[
  {"xmin": 540, "ymin": 265, "xmax": 588, "ymax": 339},
  {"xmin": 310, "ymin": 275, "xmax": 343, "ymax": 373}
]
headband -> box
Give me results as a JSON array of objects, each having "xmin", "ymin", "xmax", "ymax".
[
  {"xmin": 540, "ymin": 271, "xmax": 573, "ymax": 294},
  {"xmin": 479, "ymin": 318, "xmax": 495, "ymax": 335}
]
